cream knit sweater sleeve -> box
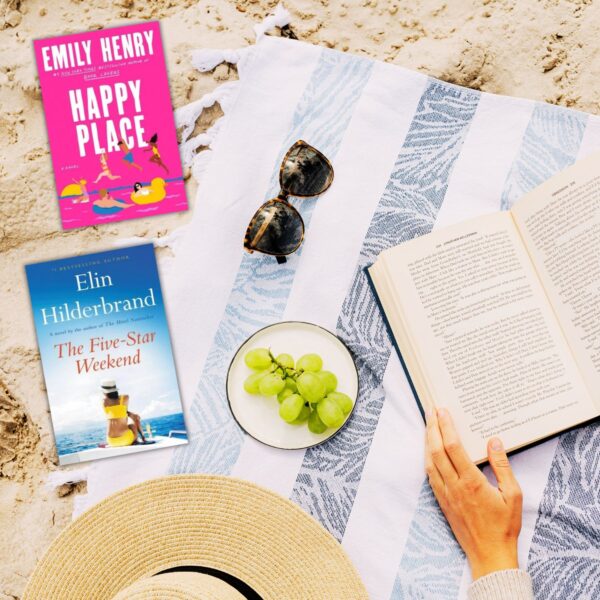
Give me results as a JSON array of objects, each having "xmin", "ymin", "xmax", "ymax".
[{"xmin": 468, "ymin": 569, "xmax": 534, "ymax": 599}]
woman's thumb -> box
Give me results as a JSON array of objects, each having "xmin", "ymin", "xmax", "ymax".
[{"xmin": 488, "ymin": 438, "xmax": 521, "ymax": 500}]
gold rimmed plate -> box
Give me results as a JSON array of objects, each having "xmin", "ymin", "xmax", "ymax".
[{"xmin": 226, "ymin": 321, "xmax": 359, "ymax": 450}]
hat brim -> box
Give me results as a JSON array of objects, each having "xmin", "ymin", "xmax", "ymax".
[{"xmin": 24, "ymin": 475, "xmax": 367, "ymax": 599}]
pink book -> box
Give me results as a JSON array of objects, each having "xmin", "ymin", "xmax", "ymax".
[{"xmin": 34, "ymin": 22, "xmax": 188, "ymax": 230}]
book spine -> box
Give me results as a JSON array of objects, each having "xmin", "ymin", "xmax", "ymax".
[{"xmin": 363, "ymin": 265, "xmax": 425, "ymax": 423}]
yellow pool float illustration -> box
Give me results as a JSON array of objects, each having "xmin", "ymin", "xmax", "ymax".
[
  {"xmin": 60, "ymin": 179, "xmax": 90, "ymax": 203},
  {"xmin": 130, "ymin": 178, "xmax": 167, "ymax": 205}
]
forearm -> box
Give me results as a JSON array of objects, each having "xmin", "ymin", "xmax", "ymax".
[{"xmin": 468, "ymin": 569, "xmax": 534, "ymax": 600}]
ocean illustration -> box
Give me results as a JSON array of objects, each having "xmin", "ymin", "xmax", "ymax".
[{"xmin": 56, "ymin": 412, "xmax": 186, "ymax": 456}]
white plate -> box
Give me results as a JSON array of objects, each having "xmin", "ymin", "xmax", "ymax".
[{"xmin": 227, "ymin": 321, "xmax": 359, "ymax": 450}]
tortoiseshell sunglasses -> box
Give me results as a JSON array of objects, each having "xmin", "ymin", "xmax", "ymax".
[{"xmin": 244, "ymin": 140, "xmax": 334, "ymax": 264}]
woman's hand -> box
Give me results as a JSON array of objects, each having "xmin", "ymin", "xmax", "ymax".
[{"xmin": 425, "ymin": 407, "xmax": 523, "ymax": 580}]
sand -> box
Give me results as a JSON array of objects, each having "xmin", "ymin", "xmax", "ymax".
[{"xmin": 1, "ymin": 0, "xmax": 599, "ymax": 597}]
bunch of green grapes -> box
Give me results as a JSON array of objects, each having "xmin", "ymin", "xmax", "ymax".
[{"xmin": 243, "ymin": 348, "xmax": 354, "ymax": 433}]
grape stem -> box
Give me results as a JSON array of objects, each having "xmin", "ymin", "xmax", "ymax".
[{"xmin": 268, "ymin": 349, "xmax": 304, "ymax": 380}]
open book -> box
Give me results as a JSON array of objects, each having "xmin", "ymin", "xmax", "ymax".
[{"xmin": 368, "ymin": 152, "xmax": 600, "ymax": 463}]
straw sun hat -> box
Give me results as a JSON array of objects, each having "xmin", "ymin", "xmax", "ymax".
[{"xmin": 24, "ymin": 475, "xmax": 368, "ymax": 599}]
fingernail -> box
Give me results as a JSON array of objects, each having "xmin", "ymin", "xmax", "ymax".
[
  {"xmin": 490, "ymin": 437, "xmax": 503, "ymax": 451},
  {"xmin": 437, "ymin": 407, "xmax": 448, "ymax": 420}
]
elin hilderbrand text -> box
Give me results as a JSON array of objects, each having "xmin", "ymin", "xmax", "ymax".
[{"xmin": 40, "ymin": 271, "xmax": 156, "ymax": 326}]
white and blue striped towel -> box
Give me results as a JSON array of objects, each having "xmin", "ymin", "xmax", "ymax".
[{"xmin": 81, "ymin": 36, "xmax": 600, "ymax": 600}]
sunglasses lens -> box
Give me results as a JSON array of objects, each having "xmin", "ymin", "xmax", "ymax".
[
  {"xmin": 281, "ymin": 144, "xmax": 333, "ymax": 197},
  {"xmin": 246, "ymin": 201, "xmax": 304, "ymax": 256}
]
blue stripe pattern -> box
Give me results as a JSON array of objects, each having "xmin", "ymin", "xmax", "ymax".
[
  {"xmin": 169, "ymin": 48, "xmax": 373, "ymax": 475},
  {"xmin": 528, "ymin": 424, "xmax": 600, "ymax": 599},
  {"xmin": 392, "ymin": 476, "xmax": 465, "ymax": 599},
  {"xmin": 391, "ymin": 101, "xmax": 587, "ymax": 599},
  {"xmin": 500, "ymin": 103, "xmax": 587, "ymax": 210},
  {"xmin": 391, "ymin": 484, "xmax": 464, "ymax": 599},
  {"xmin": 290, "ymin": 80, "xmax": 481, "ymax": 542}
]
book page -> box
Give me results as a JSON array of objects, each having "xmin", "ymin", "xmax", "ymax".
[
  {"xmin": 512, "ymin": 152, "xmax": 600, "ymax": 408},
  {"xmin": 376, "ymin": 212, "xmax": 595, "ymax": 462}
]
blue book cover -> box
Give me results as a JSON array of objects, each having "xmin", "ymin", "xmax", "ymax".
[{"xmin": 25, "ymin": 243, "xmax": 187, "ymax": 465}]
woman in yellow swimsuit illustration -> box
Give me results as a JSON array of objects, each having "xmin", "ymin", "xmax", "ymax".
[
  {"xmin": 101, "ymin": 380, "xmax": 146, "ymax": 447},
  {"xmin": 144, "ymin": 133, "xmax": 169, "ymax": 174},
  {"xmin": 93, "ymin": 152, "xmax": 121, "ymax": 183}
]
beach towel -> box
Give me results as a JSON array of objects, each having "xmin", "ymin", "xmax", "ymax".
[{"xmin": 74, "ymin": 32, "xmax": 600, "ymax": 600}]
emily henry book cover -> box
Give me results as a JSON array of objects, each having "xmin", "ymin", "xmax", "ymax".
[
  {"xmin": 34, "ymin": 22, "xmax": 187, "ymax": 229},
  {"xmin": 25, "ymin": 244, "xmax": 188, "ymax": 465}
]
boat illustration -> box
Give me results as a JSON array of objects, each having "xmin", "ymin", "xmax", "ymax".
[{"xmin": 60, "ymin": 430, "xmax": 187, "ymax": 465}]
